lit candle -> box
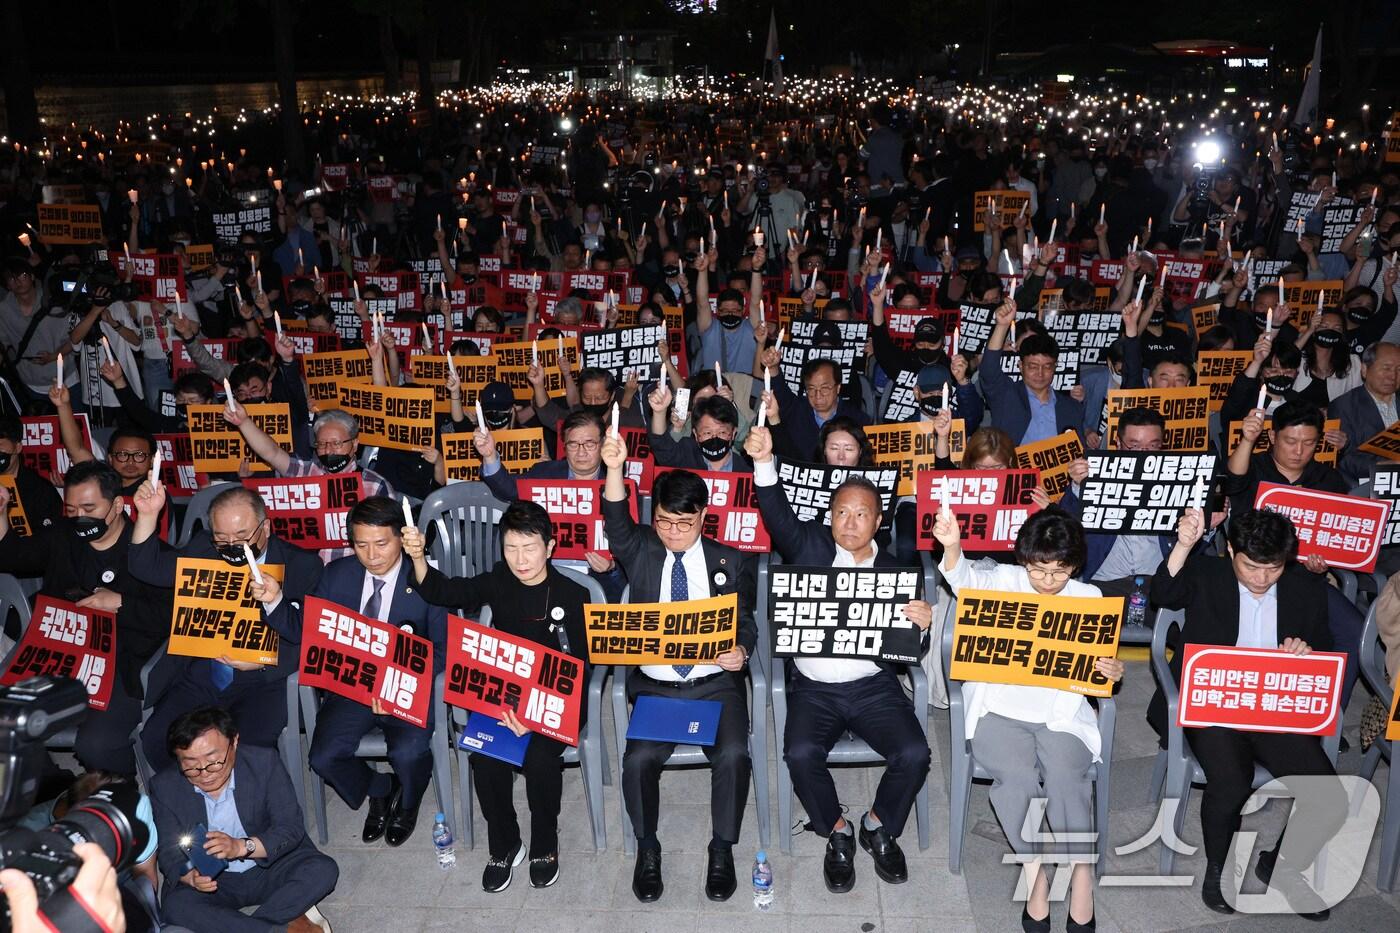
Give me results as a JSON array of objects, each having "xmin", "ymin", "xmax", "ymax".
[
  {"xmin": 475, "ymin": 397, "xmax": 487, "ymax": 431},
  {"xmin": 1135, "ymin": 275, "xmax": 1147, "ymax": 303},
  {"xmin": 100, "ymin": 335, "xmax": 114, "ymax": 365},
  {"xmin": 1048, "ymin": 218, "xmax": 1057, "ymax": 242},
  {"xmin": 224, "ymin": 377, "xmax": 236, "ymax": 410},
  {"xmin": 610, "ymin": 402, "xmax": 619, "ymax": 438},
  {"xmin": 422, "ymin": 323, "xmax": 432, "ymax": 351},
  {"xmin": 1098, "ymin": 203, "xmax": 1105, "ymax": 225},
  {"xmin": 56, "ymin": 352, "xmax": 63, "ymax": 385},
  {"xmin": 952, "ymin": 326, "xmax": 960, "ymax": 358},
  {"xmin": 1257, "ymin": 384, "xmax": 1268, "ymax": 410},
  {"xmin": 714, "ymin": 360, "xmax": 722, "ymax": 385},
  {"xmin": 127, "ymin": 189, "xmax": 138, "ymax": 204},
  {"xmin": 940, "ymin": 475, "xmax": 952, "ymax": 516},
  {"xmin": 352, "ymin": 279, "xmax": 360, "ymax": 302},
  {"xmin": 244, "ymin": 544, "xmax": 263, "ymax": 584},
  {"xmin": 942, "ymin": 382, "xmax": 949, "ymax": 411},
  {"xmin": 401, "ymin": 496, "xmax": 414, "ymax": 529},
  {"xmin": 274, "ymin": 311, "xmax": 283, "ymax": 338},
  {"xmin": 458, "ymin": 217, "xmax": 467, "ymax": 231},
  {"xmin": 150, "ymin": 448, "xmax": 162, "ymax": 490}
]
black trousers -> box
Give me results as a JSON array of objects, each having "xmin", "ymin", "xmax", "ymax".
[
  {"xmin": 307, "ymin": 694, "xmax": 434, "ymax": 811},
  {"xmin": 1186, "ymin": 727, "xmax": 1347, "ymax": 866},
  {"xmin": 471, "ymin": 733, "xmax": 568, "ymax": 860},
  {"xmin": 140, "ymin": 669, "xmax": 288, "ymax": 769},
  {"xmin": 74, "ymin": 674, "xmax": 143, "ymax": 776},
  {"xmin": 622, "ymin": 670, "xmax": 750, "ymax": 846},
  {"xmin": 783, "ymin": 669, "xmax": 931, "ymax": 837}
]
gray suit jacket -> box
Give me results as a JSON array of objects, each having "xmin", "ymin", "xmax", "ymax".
[{"xmin": 1331, "ymin": 384, "xmax": 1389, "ymax": 482}]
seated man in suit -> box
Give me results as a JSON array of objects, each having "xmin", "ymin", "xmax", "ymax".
[
  {"xmin": 981, "ymin": 299, "xmax": 1085, "ymax": 446},
  {"xmin": 152, "ymin": 706, "xmax": 338, "ymax": 933},
  {"xmin": 1152, "ymin": 508, "xmax": 1347, "ymax": 919},
  {"xmin": 129, "ymin": 483, "xmax": 325, "ymax": 770},
  {"xmin": 599, "ymin": 430, "xmax": 758, "ymax": 904},
  {"xmin": 763, "ymin": 355, "xmax": 872, "ymax": 460},
  {"xmin": 647, "ymin": 389, "xmax": 753, "ymax": 473},
  {"xmin": 743, "ymin": 424, "xmax": 933, "ymax": 893},
  {"xmin": 288, "ymin": 496, "xmax": 448, "ymax": 847},
  {"xmin": 1334, "ymin": 341, "xmax": 1400, "ymax": 482}
]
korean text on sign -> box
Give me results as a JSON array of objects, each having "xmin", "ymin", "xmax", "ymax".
[
  {"xmin": 771, "ymin": 567, "xmax": 923, "ymax": 664},
  {"xmin": 948, "ymin": 588, "xmax": 1124, "ymax": 697},
  {"xmin": 585, "ymin": 593, "xmax": 738, "ymax": 666},
  {"xmin": 915, "ymin": 469, "xmax": 1040, "ymax": 552},
  {"xmin": 517, "ymin": 478, "xmax": 637, "ymax": 561},
  {"xmin": 338, "ymin": 384, "xmax": 437, "ymax": 452},
  {"xmin": 1253, "ymin": 483, "xmax": 1391, "ymax": 573},
  {"xmin": 444, "ymin": 615, "xmax": 582, "ymax": 746},
  {"xmin": 0, "ymin": 596, "xmax": 117, "ymax": 710},
  {"xmin": 654, "ymin": 467, "xmax": 770, "ymax": 552},
  {"xmin": 1178, "ymin": 645, "xmax": 1346, "ymax": 735},
  {"xmin": 243, "ymin": 473, "xmax": 364, "ymax": 550},
  {"xmin": 169, "ymin": 558, "xmax": 284, "ymax": 665},
  {"xmin": 187, "ymin": 403, "xmax": 292, "ymax": 474},
  {"xmin": 300, "ymin": 596, "xmax": 434, "ymax": 728}
]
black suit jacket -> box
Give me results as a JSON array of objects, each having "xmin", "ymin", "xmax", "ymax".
[
  {"xmin": 150, "ymin": 744, "xmax": 318, "ymax": 885},
  {"xmin": 601, "ymin": 495, "xmax": 757, "ymax": 657},
  {"xmin": 482, "ymin": 457, "xmax": 576, "ymax": 503},
  {"xmin": 127, "ymin": 531, "xmax": 325, "ymax": 696}
]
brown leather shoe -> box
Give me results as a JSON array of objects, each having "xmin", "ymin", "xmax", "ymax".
[{"xmin": 286, "ymin": 917, "xmax": 320, "ymax": 933}]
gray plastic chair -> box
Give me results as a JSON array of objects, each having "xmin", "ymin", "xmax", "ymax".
[
  {"xmin": 772, "ymin": 570, "xmax": 933, "ymax": 855},
  {"xmin": 1356, "ymin": 602, "xmax": 1399, "ymax": 891},
  {"xmin": 174, "ymin": 481, "xmax": 239, "ymax": 547},
  {"xmin": 447, "ymin": 566, "xmax": 611, "ymax": 852},
  {"xmin": 610, "ymin": 571, "xmax": 772, "ymax": 856},
  {"xmin": 1150, "ymin": 608, "xmax": 1343, "ymax": 875},
  {"xmin": 0, "ymin": 573, "xmax": 32, "ymax": 654},
  {"xmin": 941, "ymin": 602, "xmax": 1114, "ymax": 875},
  {"xmin": 417, "ymin": 482, "xmax": 509, "ymax": 578},
  {"xmin": 299, "ymin": 671, "xmax": 455, "ymax": 845}
]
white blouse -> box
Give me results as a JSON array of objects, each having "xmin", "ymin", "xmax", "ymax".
[{"xmin": 941, "ymin": 556, "xmax": 1107, "ymax": 761}]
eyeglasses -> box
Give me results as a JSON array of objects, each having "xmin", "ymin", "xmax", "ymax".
[
  {"xmin": 180, "ymin": 752, "xmax": 230, "ymax": 776},
  {"xmin": 313, "ymin": 438, "xmax": 354, "ymax": 453},
  {"xmin": 110, "ymin": 450, "xmax": 151, "ymax": 463},
  {"xmin": 565, "ymin": 440, "xmax": 600, "ymax": 452},
  {"xmin": 654, "ymin": 516, "xmax": 697, "ymax": 533},
  {"xmin": 1025, "ymin": 566, "xmax": 1072, "ymax": 582},
  {"xmin": 212, "ymin": 520, "xmax": 267, "ymax": 548}
]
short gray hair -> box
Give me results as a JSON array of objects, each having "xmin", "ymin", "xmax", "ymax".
[
  {"xmin": 554, "ymin": 296, "xmax": 583, "ymax": 319},
  {"xmin": 210, "ymin": 486, "xmax": 267, "ymax": 523},
  {"xmin": 313, "ymin": 409, "xmax": 359, "ymax": 438},
  {"xmin": 1362, "ymin": 342, "xmax": 1400, "ymax": 366}
]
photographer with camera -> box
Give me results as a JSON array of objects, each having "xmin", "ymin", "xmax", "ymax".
[{"xmin": 1, "ymin": 843, "xmax": 126, "ymax": 933}]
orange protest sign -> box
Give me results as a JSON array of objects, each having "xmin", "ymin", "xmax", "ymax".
[
  {"xmin": 1107, "ymin": 387, "xmax": 1210, "ymax": 450},
  {"xmin": 169, "ymin": 558, "xmax": 285, "ymax": 666},
  {"xmin": 864, "ymin": 421, "xmax": 940, "ymax": 496},
  {"xmin": 1388, "ymin": 678, "xmax": 1400, "ymax": 740},
  {"xmin": 184, "ymin": 243, "xmax": 216, "ymax": 272},
  {"xmin": 1190, "ymin": 302, "xmax": 1221, "ymax": 338},
  {"xmin": 949, "ymin": 588, "xmax": 1124, "ymax": 697},
  {"xmin": 337, "ymin": 384, "xmax": 436, "ymax": 451},
  {"xmin": 492, "ymin": 334, "xmax": 575, "ymax": 401},
  {"xmin": 0, "ymin": 475, "xmax": 31, "ymax": 536},
  {"xmin": 409, "ymin": 354, "xmax": 498, "ymax": 414},
  {"xmin": 1014, "ymin": 430, "xmax": 1083, "ymax": 502},
  {"xmin": 1227, "ymin": 418, "xmax": 1340, "ymax": 467},
  {"xmin": 442, "ymin": 428, "xmax": 546, "ymax": 482},
  {"xmin": 187, "ymin": 403, "xmax": 292, "ymax": 474},
  {"xmin": 1197, "ymin": 350, "xmax": 1253, "ymax": 412},
  {"xmin": 35, "ymin": 204, "xmax": 103, "ymax": 244},
  {"xmin": 1282, "ymin": 280, "xmax": 1345, "ymax": 329},
  {"xmin": 972, "ymin": 190, "xmax": 1031, "ymax": 232},
  {"xmin": 302, "ymin": 350, "xmax": 371, "ymax": 403},
  {"xmin": 1359, "ymin": 422, "xmax": 1400, "ymax": 461},
  {"xmin": 584, "ymin": 593, "xmax": 738, "ymax": 666}
]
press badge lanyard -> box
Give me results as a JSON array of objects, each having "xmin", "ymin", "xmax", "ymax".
[{"xmin": 542, "ymin": 584, "xmax": 573, "ymax": 655}]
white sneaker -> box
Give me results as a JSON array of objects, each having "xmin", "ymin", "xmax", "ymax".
[{"xmin": 304, "ymin": 905, "xmax": 332, "ymax": 933}]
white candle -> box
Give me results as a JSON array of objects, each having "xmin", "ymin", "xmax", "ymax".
[
  {"xmin": 56, "ymin": 352, "xmax": 63, "ymax": 385},
  {"xmin": 1256, "ymin": 384, "xmax": 1268, "ymax": 409},
  {"xmin": 874, "ymin": 227, "xmax": 882, "ymax": 253},
  {"xmin": 756, "ymin": 393, "xmax": 767, "ymax": 428},
  {"xmin": 775, "ymin": 328, "xmax": 785, "ymax": 354},
  {"xmin": 422, "ymin": 323, "xmax": 432, "ymax": 351},
  {"xmin": 475, "ymin": 398, "xmax": 487, "ymax": 430},
  {"xmin": 458, "ymin": 217, "xmax": 468, "ymax": 231},
  {"xmin": 877, "ymin": 262, "xmax": 890, "ymax": 291},
  {"xmin": 1098, "ymin": 203, "xmax": 1105, "ymax": 225},
  {"xmin": 353, "ymin": 279, "xmax": 361, "ymax": 301},
  {"xmin": 532, "ymin": 339, "xmax": 539, "ymax": 366},
  {"xmin": 714, "ymin": 361, "xmax": 722, "ymax": 384},
  {"xmin": 952, "ymin": 326, "xmax": 959, "ymax": 358},
  {"xmin": 401, "ymin": 496, "xmax": 414, "ymax": 529},
  {"xmin": 224, "ymin": 378, "xmax": 236, "ymax": 410},
  {"xmin": 1009, "ymin": 276, "xmax": 1018, "ymax": 301},
  {"xmin": 1192, "ymin": 473, "xmax": 1207, "ymax": 510},
  {"xmin": 942, "ymin": 382, "xmax": 949, "ymax": 411},
  {"xmin": 100, "ymin": 335, "xmax": 114, "ymax": 365},
  {"xmin": 940, "ymin": 475, "xmax": 952, "ymax": 515},
  {"xmin": 446, "ymin": 350, "xmax": 457, "ymax": 374},
  {"xmin": 127, "ymin": 189, "xmax": 138, "ymax": 204},
  {"xmin": 1048, "ymin": 218, "xmax": 1057, "ymax": 242},
  {"xmin": 274, "ymin": 312, "xmax": 283, "ymax": 338},
  {"xmin": 764, "ymin": 368, "xmax": 771, "ymax": 395},
  {"xmin": 610, "ymin": 402, "xmax": 619, "ymax": 438},
  {"xmin": 1135, "ymin": 275, "xmax": 1147, "ymax": 303},
  {"xmin": 244, "ymin": 544, "xmax": 263, "ymax": 584},
  {"xmin": 150, "ymin": 448, "xmax": 162, "ymax": 489}
]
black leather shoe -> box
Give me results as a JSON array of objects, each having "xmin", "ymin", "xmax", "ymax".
[
  {"xmin": 384, "ymin": 798, "xmax": 419, "ymax": 847},
  {"xmin": 632, "ymin": 847, "xmax": 664, "ymax": 902},
  {"xmin": 1020, "ymin": 904, "xmax": 1050, "ymax": 933},
  {"xmin": 528, "ymin": 851, "xmax": 559, "ymax": 889},
  {"xmin": 704, "ymin": 846, "xmax": 736, "ymax": 901},
  {"xmin": 1065, "ymin": 910, "xmax": 1096, "ymax": 933},
  {"xmin": 361, "ymin": 774, "xmax": 400, "ymax": 843},
  {"xmin": 1201, "ymin": 860, "xmax": 1235, "ymax": 914},
  {"xmin": 482, "ymin": 842, "xmax": 525, "ymax": 893},
  {"xmin": 823, "ymin": 830, "xmax": 856, "ymax": 893},
  {"xmin": 858, "ymin": 816, "xmax": 908, "ymax": 884},
  {"xmin": 1255, "ymin": 849, "xmax": 1330, "ymax": 921}
]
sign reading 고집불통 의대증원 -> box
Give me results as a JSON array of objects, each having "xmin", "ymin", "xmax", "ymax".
[{"xmin": 584, "ymin": 594, "xmax": 737, "ymax": 666}]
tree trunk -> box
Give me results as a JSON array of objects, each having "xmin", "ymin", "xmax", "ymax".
[
  {"xmin": 379, "ymin": 12, "xmax": 400, "ymax": 94},
  {"xmin": 2, "ymin": 3, "xmax": 40, "ymax": 142},
  {"xmin": 271, "ymin": 0, "xmax": 306, "ymax": 175}
]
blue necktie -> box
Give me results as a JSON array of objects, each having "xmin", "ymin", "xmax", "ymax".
[
  {"xmin": 363, "ymin": 577, "xmax": 385, "ymax": 619},
  {"xmin": 670, "ymin": 552, "xmax": 693, "ymax": 679}
]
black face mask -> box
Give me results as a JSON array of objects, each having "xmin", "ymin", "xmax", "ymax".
[
  {"xmin": 1149, "ymin": 310, "xmax": 1166, "ymax": 327},
  {"xmin": 317, "ymin": 452, "xmax": 352, "ymax": 472},
  {"xmin": 1265, "ymin": 374, "xmax": 1294, "ymax": 395},
  {"xmin": 484, "ymin": 409, "xmax": 513, "ymax": 430},
  {"xmin": 1347, "ymin": 305, "xmax": 1374, "ymax": 324},
  {"xmin": 1313, "ymin": 329, "xmax": 1344, "ymax": 348},
  {"xmin": 919, "ymin": 397, "xmax": 942, "ymax": 416},
  {"xmin": 718, "ymin": 314, "xmax": 744, "ymax": 330},
  {"xmin": 916, "ymin": 347, "xmax": 940, "ymax": 365},
  {"xmin": 696, "ymin": 435, "xmax": 732, "ymax": 461},
  {"xmin": 216, "ymin": 538, "xmax": 263, "ymax": 566},
  {"xmin": 290, "ymin": 299, "xmax": 313, "ymax": 317},
  {"xmin": 662, "ymin": 264, "xmax": 681, "ymax": 278},
  {"xmin": 0, "ymin": 451, "xmax": 11, "ymax": 473},
  {"xmin": 459, "ymin": 272, "xmax": 477, "ymax": 285},
  {"xmin": 70, "ymin": 515, "xmax": 108, "ymax": 541},
  {"xmin": 1253, "ymin": 311, "xmax": 1273, "ymax": 331},
  {"xmin": 580, "ymin": 402, "xmax": 609, "ymax": 417}
]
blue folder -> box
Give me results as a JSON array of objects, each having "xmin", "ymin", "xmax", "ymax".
[
  {"xmin": 457, "ymin": 713, "xmax": 531, "ymax": 766},
  {"xmin": 625, "ymin": 695, "xmax": 723, "ymax": 746}
]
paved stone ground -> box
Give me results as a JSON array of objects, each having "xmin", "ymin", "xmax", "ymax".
[{"xmin": 302, "ymin": 659, "xmax": 1400, "ymax": 932}]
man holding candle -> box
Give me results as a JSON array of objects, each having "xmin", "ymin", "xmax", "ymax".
[{"xmin": 980, "ymin": 299, "xmax": 1085, "ymax": 446}]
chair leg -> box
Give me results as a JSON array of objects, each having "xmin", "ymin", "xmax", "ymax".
[
  {"xmin": 1149, "ymin": 749, "xmax": 1168, "ymax": 804},
  {"xmin": 312, "ymin": 773, "xmax": 330, "ymax": 846},
  {"xmin": 611, "ymin": 682, "xmax": 635, "ymax": 858},
  {"xmin": 915, "ymin": 776, "xmax": 930, "ymax": 851},
  {"xmin": 430, "ymin": 716, "xmax": 455, "ymax": 842},
  {"xmin": 581, "ymin": 721, "xmax": 605, "ymax": 852},
  {"xmin": 278, "ymin": 728, "xmax": 306, "ymax": 820},
  {"xmin": 750, "ymin": 720, "xmax": 771, "ymax": 850},
  {"xmin": 1379, "ymin": 743, "xmax": 1400, "ymax": 893},
  {"xmin": 777, "ymin": 755, "xmax": 794, "ymax": 856},
  {"xmin": 1095, "ymin": 764, "xmax": 1111, "ymax": 879},
  {"xmin": 949, "ymin": 747, "xmax": 972, "ymax": 873},
  {"xmin": 1158, "ymin": 765, "xmax": 1191, "ymax": 876},
  {"xmin": 1359, "ymin": 743, "xmax": 1384, "ymax": 783},
  {"xmin": 454, "ymin": 743, "xmax": 475, "ymax": 852}
]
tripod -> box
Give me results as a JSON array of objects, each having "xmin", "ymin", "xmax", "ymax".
[{"xmin": 753, "ymin": 194, "xmax": 784, "ymax": 276}]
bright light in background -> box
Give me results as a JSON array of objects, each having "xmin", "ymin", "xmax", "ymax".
[
  {"xmin": 558, "ymin": 117, "xmax": 573, "ymax": 132},
  {"xmin": 1194, "ymin": 139, "xmax": 1222, "ymax": 163}
]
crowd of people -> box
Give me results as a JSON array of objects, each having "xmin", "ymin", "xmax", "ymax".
[{"xmin": 1, "ymin": 76, "xmax": 1399, "ymax": 931}]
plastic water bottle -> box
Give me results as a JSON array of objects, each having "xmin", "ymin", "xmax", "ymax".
[
  {"xmin": 752, "ymin": 850, "xmax": 774, "ymax": 909},
  {"xmin": 1127, "ymin": 576, "xmax": 1148, "ymax": 628},
  {"xmin": 432, "ymin": 812, "xmax": 456, "ymax": 870}
]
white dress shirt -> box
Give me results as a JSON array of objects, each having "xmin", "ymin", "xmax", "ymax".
[
  {"xmin": 793, "ymin": 545, "xmax": 884, "ymax": 683},
  {"xmin": 642, "ymin": 536, "xmax": 721, "ymax": 682},
  {"xmin": 358, "ymin": 557, "xmax": 402, "ymax": 623},
  {"xmin": 1235, "ymin": 583, "xmax": 1279, "ymax": 650},
  {"xmin": 941, "ymin": 555, "xmax": 1106, "ymax": 761}
]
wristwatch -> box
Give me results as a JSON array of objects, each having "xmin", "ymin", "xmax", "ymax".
[{"xmin": 243, "ymin": 837, "xmax": 256, "ymax": 857}]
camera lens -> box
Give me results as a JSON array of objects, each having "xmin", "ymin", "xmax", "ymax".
[{"xmin": 45, "ymin": 783, "xmax": 148, "ymax": 873}]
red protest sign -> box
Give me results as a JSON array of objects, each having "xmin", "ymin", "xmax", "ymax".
[
  {"xmin": 243, "ymin": 473, "xmax": 365, "ymax": 550},
  {"xmin": 171, "ymin": 337, "xmax": 238, "ymax": 379},
  {"xmin": 444, "ymin": 615, "xmax": 583, "ymax": 746},
  {"xmin": 552, "ymin": 425, "xmax": 654, "ymax": 495},
  {"xmin": 0, "ymin": 596, "xmax": 117, "ymax": 710},
  {"xmin": 1178, "ymin": 644, "xmax": 1346, "ymax": 735},
  {"xmin": 116, "ymin": 252, "xmax": 187, "ymax": 302},
  {"xmin": 654, "ymin": 467, "xmax": 770, "ymax": 552},
  {"xmin": 21, "ymin": 414, "xmax": 91, "ymax": 486},
  {"xmin": 1253, "ymin": 483, "xmax": 1391, "ymax": 572},
  {"xmin": 516, "ymin": 479, "xmax": 638, "ymax": 560},
  {"xmin": 153, "ymin": 433, "xmax": 205, "ymax": 495},
  {"xmin": 915, "ymin": 469, "xmax": 1041, "ymax": 552},
  {"xmin": 299, "ymin": 597, "xmax": 434, "ymax": 727}
]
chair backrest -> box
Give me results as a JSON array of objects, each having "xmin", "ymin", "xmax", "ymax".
[
  {"xmin": 938, "ymin": 599, "xmax": 958, "ymax": 683},
  {"xmin": 1359, "ymin": 600, "xmax": 1393, "ymax": 705},
  {"xmin": 477, "ymin": 565, "xmax": 607, "ymax": 631},
  {"xmin": 753, "ymin": 553, "xmax": 772, "ymax": 668},
  {"xmin": 1150, "ymin": 607, "xmax": 1184, "ymax": 712},
  {"xmin": 175, "ymin": 481, "xmax": 240, "ymax": 547},
  {"xmin": 0, "ymin": 573, "xmax": 32, "ymax": 630},
  {"xmin": 418, "ymin": 482, "xmax": 509, "ymax": 579}
]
